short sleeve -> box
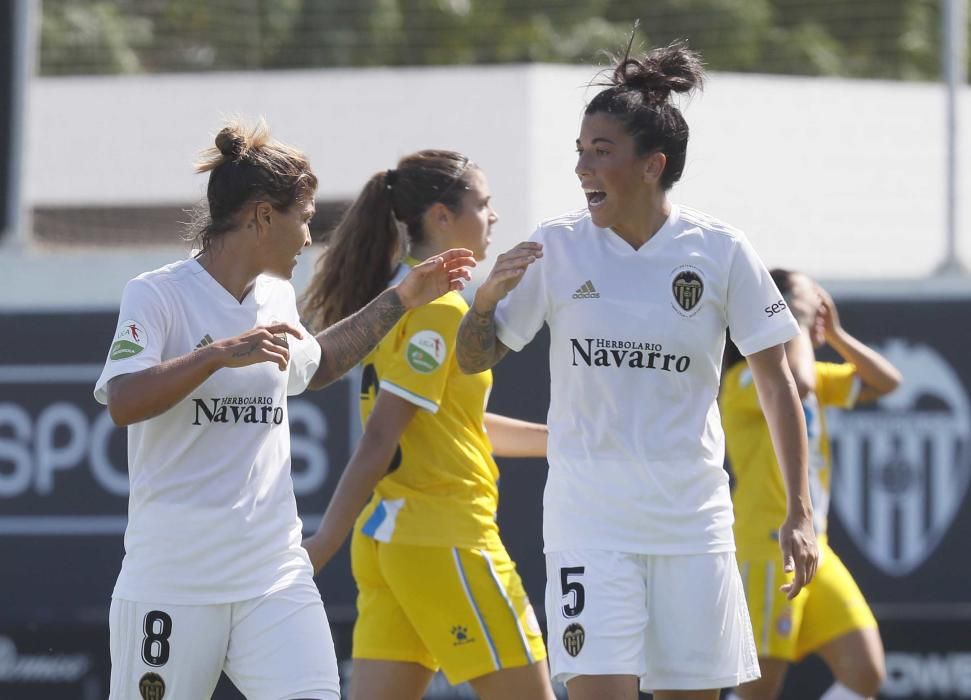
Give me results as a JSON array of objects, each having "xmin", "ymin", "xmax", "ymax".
[
  {"xmin": 726, "ymin": 234, "xmax": 799, "ymax": 356},
  {"xmin": 378, "ymin": 301, "xmax": 463, "ymax": 413},
  {"xmin": 493, "ymin": 230, "xmax": 548, "ymax": 352},
  {"xmin": 287, "ymin": 319, "xmax": 322, "ymax": 396},
  {"xmin": 93, "ymin": 277, "xmax": 169, "ymax": 405},
  {"xmin": 815, "ymin": 362, "xmax": 860, "ymax": 409}
]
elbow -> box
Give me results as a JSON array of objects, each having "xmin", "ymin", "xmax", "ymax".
[
  {"xmin": 107, "ymin": 401, "xmax": 134, "ymax": 427},
  {"xmin": 885, "ymin": 366, "xmax": 904, "ymax": 394},
  {"xmin": 872, "ymin": 368, "xmax": 904, "ymax": 398},
  {"xmin": 105, "ymin": 383, "xmax": 134, "ymax": 427}
]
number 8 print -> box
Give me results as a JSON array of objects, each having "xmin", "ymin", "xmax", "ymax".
[{"xmin": 141, "ymin": 610, "xmax": 173, "ymax": 667}]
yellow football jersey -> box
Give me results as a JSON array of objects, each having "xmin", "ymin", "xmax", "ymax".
[
  {"xmin": 721, "ymin": 361, "xmax": 859, "ymax": 555},
  {"xmin": 354, "ymin": 286, "xmax": 502, "ymax": 549}
]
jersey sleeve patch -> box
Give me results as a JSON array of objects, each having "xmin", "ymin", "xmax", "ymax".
[
  {"xmin": 405, "ymin": 330, "xmax": 447, "ymax": 373},
  {"xmin": 109, "ymin": 319, "xmax": 148, "ymax": 361}
]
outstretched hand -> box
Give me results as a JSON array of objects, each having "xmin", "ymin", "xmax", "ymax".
[
  {"xmin": 395, "ymin": 248, "xmax": 476, "ymax": 309},
  {"xmin": 778, "ymin": 512, "xmax": 819, "ymax": 600},
  {"xmin": 473, "ymin": 241, "xmax": 543, "ymax": 312}
]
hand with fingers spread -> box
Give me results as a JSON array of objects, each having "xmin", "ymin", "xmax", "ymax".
[
  {"xmin": 473, "ymin": 241, "xmax": 544, "ymax": 312},
  {"xmin": 215, "ymin": 323, "xmax": 304, "ymax": 372},
  {"xmin": 395, "ymin": 248, "xmax": 476, "ymax": 309},
  {"xmin": 778, "ymin": 511, "xmax": 819, "ymax": 599}
]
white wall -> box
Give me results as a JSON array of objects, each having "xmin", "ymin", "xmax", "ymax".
[{"xmin": 3, "ymin": 64, "xmax": 970, "ymax": 309}]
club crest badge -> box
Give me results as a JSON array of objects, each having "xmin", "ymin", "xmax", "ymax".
[
  {"xmin": 671, "ymin": 267, "xmax": 704, "ymax": 315},
  {"xmin": 830, "ymin": 340, "xmax": 971, "ymax": 576},
  {"xmin": 139, "ymin": 672, "xmax": 165, "ymax": 700},
  {"xmin": 563, "ymin": 623, "xmax": 585, "ymax": 657}
]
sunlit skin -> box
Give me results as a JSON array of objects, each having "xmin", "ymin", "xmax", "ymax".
[
  {"xmin": 412, "ymin": 168, "xmax": 498, "ymax": 263},
  {"xmin": 260, "ymin": 196, "xmax": 315, "ymax": 280},
  {"xmin": 785, "ymin": 272, "xmax": 828, "ymax": 347},
  {"xmin": 575, "ymin": 111, "xmax": 670, "ymax": 250},
  {"xmin": 194, "ymin": 195, "xmax": 315, "ymax": 303}
]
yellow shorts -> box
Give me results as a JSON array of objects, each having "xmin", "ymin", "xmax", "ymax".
[
  {"xmin": 350, "ymin": 531, "xmax": 547, "ymax": 685},
  {"xmin": 737, "ymin": 539, "xmax": 878, "ymax": 661}
]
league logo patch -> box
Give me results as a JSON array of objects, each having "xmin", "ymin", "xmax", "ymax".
[
  {"xmin": 110, "ymin": 319, "xmax": 147, "ymax": 361},
  {"xmin": 830, "ymin": 340, "xmax": 971, "ymax": 576},
  {"xmin": 563, "ymin": 623, "xmax": 585, "ymax": 657},
  {"xmin": 406, "ymin": 330, "xmax": 447, "ymax": 373},
  {"xmin": 138, "ymin": 672, "xmax": 165, "ymax": 700},
  {"xmin": 671, "ymin": 267, "xmax": 704, "ymax": 315}
]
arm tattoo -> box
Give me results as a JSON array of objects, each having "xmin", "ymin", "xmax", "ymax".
[
  {"xmin": 456, "ymin": 305, "xmax": 508, "ymax": 374},
  {"xmin": 312, "ymin": 288, "xmax": 406, "ymax": 388},
  {"xmin": 232, "ymin": 342, "xmax": 259, "ymax": 359}
]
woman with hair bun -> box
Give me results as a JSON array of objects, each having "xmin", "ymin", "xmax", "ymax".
[
  {"xmin": 302, "ymin": 150, "xmax": 555, "ymax": 700},
  {"xmin": 456, "ymin": 42, "xmax": 820, "ymax": 700},
  {"xmin": 93, "ymin": 122, "xmax": 474, "ymax": 699}
]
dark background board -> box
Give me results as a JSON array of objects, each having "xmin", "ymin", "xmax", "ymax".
[
  {"xmin": 0, "ymin": 0, "xmax": 16, "ymax": 237},
  {"xmin": 2, "ymin": 299, "xmax": 970, "ymax": 699}
]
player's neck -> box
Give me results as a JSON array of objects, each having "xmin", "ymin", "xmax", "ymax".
[
  {"xmin": 195, "ymin": 240, "xmax": 260, "ymax": 303},
  {"xmin": 610, "ymin": 194, "xmax": 671, "ymax": 250}
]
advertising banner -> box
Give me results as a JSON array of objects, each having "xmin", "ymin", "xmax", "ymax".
[{"xmin": 2, "ymin": 298, "xmax": 969, "ymax": 699}]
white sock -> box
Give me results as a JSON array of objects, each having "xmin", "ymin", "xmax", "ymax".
[
  {"xmin": 820, "ymin": 681, "xmax": 867, "ymax": 700},
  {"xmin": 724, "ymin": 694, "xmax": 743, "ymax": 700}
]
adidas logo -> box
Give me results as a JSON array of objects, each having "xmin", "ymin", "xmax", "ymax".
[
  {"xmin": 195, "ymin": 333, "xmax": 214, "ymax": 349},
  {"xmin": 572, "ymin": 280, "xmax": 600, "ymax": 299}
]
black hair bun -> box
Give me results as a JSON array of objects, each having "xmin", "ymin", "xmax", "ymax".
[{"xmin": 613, "ymin": 43, "xmax": 704, "ymax": 104}]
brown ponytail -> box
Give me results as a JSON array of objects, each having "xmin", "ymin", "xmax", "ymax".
[{"xmin": 302, "ymin": 149, "xmax": 474, "ymax": 332}]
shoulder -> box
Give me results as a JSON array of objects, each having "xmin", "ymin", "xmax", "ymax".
[
  {"xmin": 257, "ymin": 274, "xmax": 297, "ymax": 303},
  {"xmin": 124, "ymin": 259, "xmax": 191, "ymax": 302},
  {"xmin": 534, "ymin": 209, "xmax": 595, "ymax": 240},
  {"xmin": 815, "ymin": 361, "xmax": 856, "ymax": 380},
  {"xmin": 677, "ymin": 206, "xmax": 746, "ymax": 241},
  {"xmin": 407, "ymin": 292, "xmax": 467, "ymax": 326}
]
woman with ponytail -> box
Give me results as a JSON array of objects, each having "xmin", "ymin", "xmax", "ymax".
[
  {"xmin": 94, "ymin": 123, "xmax": 473, "ymax": 700},
  {"xmin": 456, "ymin": 42, "xmax": 820, "ymax": 700},
  {"xmin": 302, "ymin": 150, "xmax": 555, "ymax": 700},
  {"xmin": 722, "ymin": 269, "xmax": 897, "ymax": 700}
]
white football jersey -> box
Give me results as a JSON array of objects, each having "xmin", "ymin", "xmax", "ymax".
[
  {"xmin": 94, "ymin": 258, "xmax": 321, "ymax": 604},
  {"xmin": 495, "ymin": 206, "xmax": 798, "ymax": 554}
]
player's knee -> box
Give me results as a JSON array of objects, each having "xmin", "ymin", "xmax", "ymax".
[{"xmin": 839, "ymin": 659, "xmax": 885, "ymax": 698}]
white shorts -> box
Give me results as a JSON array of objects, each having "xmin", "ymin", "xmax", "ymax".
[
  {"xmin": 108, "ymin": 578, "xmax": 340, "ymax": 700},
  {"xmin": 545, "ymin": 550, "xmax": 760, "ymax": 692}
]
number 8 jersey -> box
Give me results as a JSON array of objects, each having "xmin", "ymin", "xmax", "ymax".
[{"xmin": 494, "ymin": 206, "xmax": 799, "ymax": 555}]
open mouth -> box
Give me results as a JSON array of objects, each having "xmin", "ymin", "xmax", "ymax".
[{"xmin": 584, "ymin": 188, "xmax": 607, "ymax": 208}]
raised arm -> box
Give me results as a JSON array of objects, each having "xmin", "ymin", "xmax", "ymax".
[
  {"xmin": 107, "ymin": 322, "xmax": 301, "ymax": 426},
  {"xmin": 309, "ymin": 249, "xmax": 474, "ymax": 390},
  {"xmin": 783, "ymin": 282, "xmax": 822, "ymax": 398},
  {"xmin": 483, "ymin": 413, "xmax": 548, "ymax": 458},
  {"xmin": 456, "ymin": 242, "xmax": 542, "ymax": 373},
  {"xmin": 303, "ymin": 391, "xmax": 417, "ymax": 573},
  {"xmin": 817, "ymin": 286, "xmax": 902, "ymax": 402},
  {"xmin": 747, "ymin": 343, "xmax": 819, "ymax": 599}
]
